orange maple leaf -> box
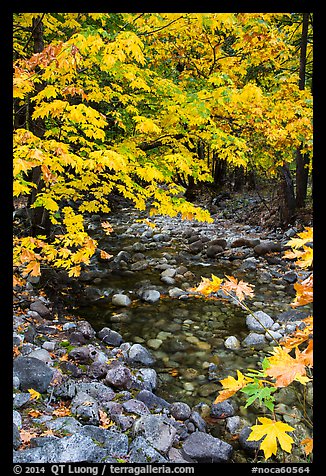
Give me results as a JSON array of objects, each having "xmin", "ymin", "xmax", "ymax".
[
  {"xmin": 301, "ymin": 437, "xmax": 313, "ymax": 456},
  {"xmin": 222, "ymin": 275, "xmax": 255, "ymax": 302},
  {"xmin": 265, "ymin": 347, "xmax": 310, "ymax": 387}
]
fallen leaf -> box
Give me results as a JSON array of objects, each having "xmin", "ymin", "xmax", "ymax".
[
  {"xmin": 222, "ymin": 275, "xmax": 255, "ymax": 301},
  {"xmin": 214, "ymin": 370, "xmax": 253, "ymax": 404},
  {"xmin": 247, "ymin": 417, "xmax": 295, "ymax": 460},
  {"xmin": 301, "ymin": 437, "xmax": 313, "ymax": 456}
]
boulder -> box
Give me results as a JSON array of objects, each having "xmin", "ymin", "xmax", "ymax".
[
  {"xmin": 141, "ymin": 289, "xmax": 161, "ymax": 303},
  {"xmin": 13, "ymin": 433, "xmax": 112, "ymax": 463},
  {"xmin": 13, "ymin": 356, "xmax": 54, "ymax": 393},
  {"xmin": 98, "ymin": 327, "xmax": 123, "ymax": 346},
  {"xmin": 128, "ymin": 344, "xmax": 155, "ymax": 366},
  {"xmin": 181, "ymin": 431, "xmax": 233, "ymax": 463},
  {"xmin": 104, "ymin": 365, "xmax": 132, "ymax": 390},
  {"xmin": 224, "ymin": 335, "xmax": 241, "ymax": 350},
  {"xmin": 239, "ymin": 426, "xmax": 263, "ymax": 454},
  {"xmin": 111, "ymin": 294, "xmax": 131, "ymax": 307},
  {"xmin": 210, "ymin": 400, "xmax": 235, "ymax": 418},
  {"xmin": 129, "ymin": 436, "xmax": 168, "ymax": 463},
  {"xmin": 132, "ymin": 414, "xmax": 177, "ymax": 454},
  {"xmin": 71, "ymin": 391, "xmax": 99, "ymax": 426},
  {"xmin": 30, "ymin": 300, "xmax": 51, "ymax": 318},
  {"xmin": 246, "ymin": 311, "xmax": 274, "ymax": 333},
  {"xmin": 242, "ymin": 332, "xmax": 267, "ymax": 349},
  {"xmin": 169, "ymin": 402, "xmax": 191, "ymax": 421}
]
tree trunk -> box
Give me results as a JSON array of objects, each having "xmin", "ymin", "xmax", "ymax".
[
  {"xmin": 295, "ymin": 13, "xmax": 310, "ymax": 209},
  {"xmin": 278, "ymin": 164, "xmax": 296, "ymax": 226},
  {"xmin": 27, "ymin": 16, "xmax": 52, "ymax": 237}
]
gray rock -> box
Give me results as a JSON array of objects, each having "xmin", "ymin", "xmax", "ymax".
[
  {"xmin": 133, "ymin": 414, "xmax": 177, "ymax": 453},
  {"xmin": 170, "ymin": 402, "xmax": 191, "ymax": 421},
  {"xmin": 13, "ymin": 392, "xmax": 31, "ymax": 408},
  {"xmin": 134, "ymin": 368, "xmax": 157, "ymax": 391},
  {"xmin": 276, "ymin": 309, "xmax": 310, "ymax": 322},
  {"xmin": 188, "ymin": 240, "xmax": 204, "ymax": 254},
  {"xmin": 128, "ymin": 344, "xmax": 155, "ymax": 366},
  {"xmin": 224, "ymin": 335, "xmax": 241, "ymax": 350},
  {"xmin": 75, "ymin": 382, "xmax": 115, "ymax": 404},
  {"xmin": 13, "ymin": 433, "xmax": 111, "ymax": 463},
  {"xmin": 161, "ymin": 268, "xmax": 176, "ymax": 278},
  {"xmin": 141, "ymin": 289, "xmax": 161, "ymax": 303},
  {"xmin": 68, "ymin": 345, "xmax": 91, "ymax": 363},
  {"xmin": 168, "ymin": 287, "xmax": 186, "ymax": 298},
  {"xmin": 98, "ymin": 327, "xmax": 123, "ymax": 346},
  {"xmin": 112, "ymin": 294, "xmax": 131, "ymax": 307},
  {"xmin": 182, "ymin": 431, "xmax": 233, "ymax": 463},
  {"xmin": 123, "ymin": 399, "xmax": 151, "ymax": 416},
  {"xmin": 13, "ymin": 375, "xmax": 20, "ymax": 389},
  {"xmin": 79, "ymin": 426, "xmax": 129, "ymax": 456},
  {"xmin": 136, "ymin": 389, "xmax": 170, "ymax": 411},
  {"xmin": 239, "ymin": 426, "xmax": 263, "ymax": 454},
  {"xmin": 282, "ymin": 271, "xmax": 298, "ymax": 283},
  {"xmin": 206, "ymin": 245, "xmax": 224, "ymax": 258},
  {"xmin": 42, "ymin": 341, "xmax": 56, "ymax": 352},
  {"xmin": 30, "ymin": 300, "xmax": 51, "ymax": 318},
  {"xmin": 246, "ymin": 311, "xmax": 274, "ymax": 332},
  {"xmin": 211, "ymin": 400, "xmax": 235, "ymax": 418},
  {"xmin": 242, "ymin": 332, "xmax": 267, "ymax": 349},
  {"xmin": 47, "ymin": 417, "xmax": 82, "ymax": 433},
  {"xmin": 189, "ymin": 411, "xmax": 206, "ymax": 432},
  {"xmin": 226, "ymin": 416, "xmax": 241, "ymax": 434},
  {"xmin": 71, "ymin": 391, "xmax": 99, "ymax": 426},
  {"xmin": 13, "ymin": 423, "xmax": 22, "ymax": 449},
  {"xmin": 28, "ymin": 348, "xmax": 53, "ymax": 364},
  {"xmin": 254, "ymin": 241, "xmax": 282, "ymax": 256},
  {"xmin": 105, "ymin": 365, "xmax": 132, "ymax": 389},
  {"xmin": 129, "ymin": 436, "xmax": 168, "ymax": 463},
  {"xmin": 239, "ymin": 257, "xmax": 259, "ymax": 271},
  {"xmin": 168, "ymin": 447, "xmax": 196, "ymax": 463},
  {"xmin": 111, "ymin": 414, "xmax": 135, "ymax": 431},
  {"xmin": 13, "ymin": 357, "xmax": 54, "ymax": 393},
  {"xmin": 13, "ymin": 410, "xmax": 22, "ymax": 430},
  {"xmin": 76, "ymin": 321, "xmax": 96, "ymax": 339},
  {"xmin": 265, "ymin": 330, "xmax": 283, "ymax": 342},
  {"xmin": 161, "ymin": 276, "xmax": 175, "ymax": 285},
  {"xmin": 208, "ymin": 238, "xmax": 227, "ymax": 249}
]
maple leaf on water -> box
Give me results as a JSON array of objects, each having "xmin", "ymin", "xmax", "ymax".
[
  {"xmin": 264, "ymin": 347, "xmax": 311, "ymax": 387},
  {"xmin": 222, "ymin": 275, "xmax": 255, "ymax": 302},
  {"xmin": 101, "ymin": 221, "xmax": 113, "ymax": 235},
  {"xmin": 191, "ymin": 274, "xmax": 223, "ymax": 296},
  {"xmin": 214, "ymin": 370, "xmax": 253, "ymax": 404},
  {"xmin": 247, "ymin": 417, "xmax": 295, "ymax": 460},
  {"xmin": 100, "ymin": 249, "xmax": 113, "ymax": 260}
]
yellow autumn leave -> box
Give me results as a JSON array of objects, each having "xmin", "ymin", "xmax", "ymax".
[
  {"xmin": 286, "ymin": 227, "xmax": 313, "ymax": 249},
  {"xmin": 214, "ymin": 370, "xmax": 253, "ymax": 404},
  {"xmin": 291, "ymin": 275, "xmax": 313, "ymax": 308},
  {"xmin": 28, "ymin": 388, "xmax": 41, "ymax": 400},
  {"xmin": 247, "ymin": 417, "xmax": 295, "ymax": 460},
  {"xmin": 191, "ymin": 274, "xmax": 223, "ymax": 296},
  {"xmin": 100, "ymin": 250, "xmax": 113, "ymax": 260}
]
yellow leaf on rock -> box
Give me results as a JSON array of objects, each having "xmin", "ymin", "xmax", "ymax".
[{"xmin": 247, "ymin": 417, "xmax": 295, "ymax": 460}]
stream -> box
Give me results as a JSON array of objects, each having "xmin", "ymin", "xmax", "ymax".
[{"xmin": 66, "ymin": 205, "xmax": 311, "ymax": 426}]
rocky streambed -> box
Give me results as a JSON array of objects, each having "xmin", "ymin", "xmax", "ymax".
[{"xmin": 13, "ymin": 201, "xmax": 313, "ymax": 463}]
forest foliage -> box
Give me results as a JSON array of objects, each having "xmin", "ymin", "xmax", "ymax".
[{"xmin": 13, "ymin": 13, "xmax": 313, "ymax": 279}]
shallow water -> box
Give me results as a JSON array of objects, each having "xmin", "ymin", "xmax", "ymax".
[{"xmin": 71, "ymin": 212, "xmax": 302, "ymax": 414}]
